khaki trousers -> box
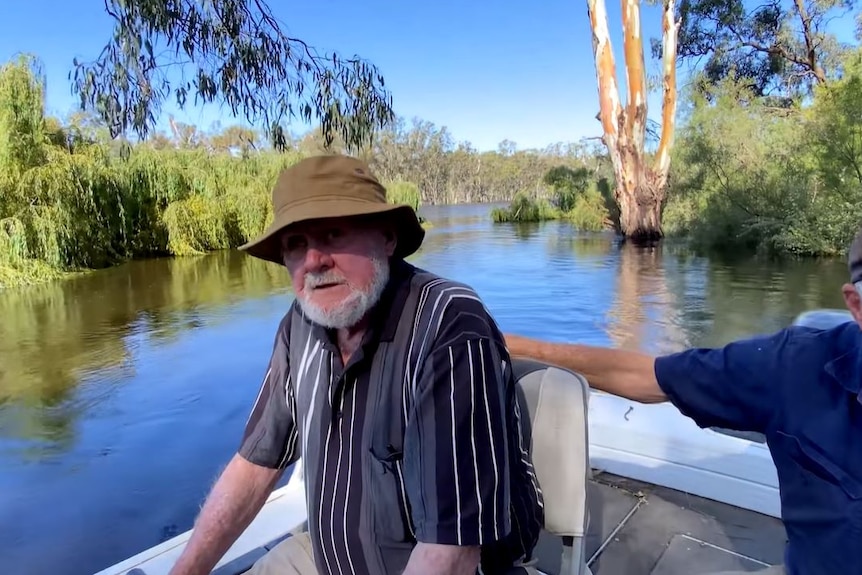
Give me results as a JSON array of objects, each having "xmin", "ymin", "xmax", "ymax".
[{"xmin": 246, "ymin": 532, "xmax": 318, "ymax": 575}]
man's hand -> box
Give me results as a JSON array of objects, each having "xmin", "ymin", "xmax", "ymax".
[{"xmin": 402, "ymin": 542, "xmax": 480, "ymax": 575}]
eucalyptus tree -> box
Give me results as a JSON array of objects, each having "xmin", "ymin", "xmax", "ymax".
[
  {"xmin": 70, "ymin": 0, "xmax": 395, "ymax": 150},
  {"xmin": 587, "ymin": 0, "xmax": 680, "ymax": 241}
]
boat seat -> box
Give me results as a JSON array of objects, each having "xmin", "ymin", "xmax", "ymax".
[{"xmin": 513, "ymin": 357, "xmax": 593, "ymax": 575}]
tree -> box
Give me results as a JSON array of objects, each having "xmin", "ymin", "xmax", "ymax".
[
  {"xmin": 808, "ymin": 48, "xmax": 862, "ymax": 205},
  {"xmin": 70, "ymin": 0, "xmax": 395, "ymax": 151},
  {"xmin": 672, "ymin": 0, "xmax": 853, "ymax": 97},
  {"xmin": 587, "ymin": 0, "xmax": 680, "ymax": 241},
  {"xmin": 0, "ymin": 55, "xmax": 47, "ymax": 180}
]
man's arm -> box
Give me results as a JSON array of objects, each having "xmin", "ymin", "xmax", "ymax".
[
  {"xmin": 402, "ymin": 290, "xmax": 520, "ymax": 575},
  {"xmin": 504, "ymin": 333, "xmax": 666, "ymax": 403},
  {"xmin": 168, "ymin": 456, "xmax": 283, "ymax": 575},
  {"xmin": 505, "ymin": 328, "xmax": 793, "ymax": 433},
  {"xmin": 171, "ymin": 315, "xmax": 299, "ymax": 574}
]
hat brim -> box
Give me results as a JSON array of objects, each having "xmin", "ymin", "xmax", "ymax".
[{"xmin": 238, "ymin": 199, "xmax": 425, "ymax": 265}]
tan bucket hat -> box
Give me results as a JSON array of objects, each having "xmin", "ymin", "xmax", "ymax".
[{"xmin": 239, "ymin": 154, "xmax": 425, "ymax": 265}]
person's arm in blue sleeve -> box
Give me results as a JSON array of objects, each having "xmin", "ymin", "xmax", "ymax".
[
  {"xmin": 653, "ymin": 330, "xmax": 789, "ymax": 432},
  {"xmin": 504, "ymin": 328, "xmax": 792, "ymax": 433}
]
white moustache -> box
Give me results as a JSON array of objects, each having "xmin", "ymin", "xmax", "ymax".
[{"xmin": 304, "ymin": 271, "xmax": 348, "ymax": 289}]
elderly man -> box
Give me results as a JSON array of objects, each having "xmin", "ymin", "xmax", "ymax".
[
  {"xmin": 168, "ymin": 155, "xmax": 543, "ymax": 575},
  {"xmin": 504, "ymin": 230, "xmax": 862, "ymax": 575}
]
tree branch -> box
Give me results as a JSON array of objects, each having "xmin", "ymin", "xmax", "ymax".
[{"xmin": 70, "ymin": 0, "xmax": 395, "ymax": 150}]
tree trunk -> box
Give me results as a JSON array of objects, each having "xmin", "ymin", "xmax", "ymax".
[
  {"xmin": 616, "ymin": 169, "xmax": 663, "ymax": 242},
  {"xmin": 587, "ymin": 0, "xmax": 679, "ymax": 243},
  {"xmin": 792, "ymin": 0, "xmax": 827, "ymax": 84}
]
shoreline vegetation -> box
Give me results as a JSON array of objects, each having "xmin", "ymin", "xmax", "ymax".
[
  {"xmin": 3, "ymin": 49, "xmax": 862, "ymax": 289},
  {"xmin": 490, "ymin": 166, "xmax": 619, "ymax": 232},
  {"xmin": 492, "ymin": 53, "xmax": 862, "ymax": 262}
]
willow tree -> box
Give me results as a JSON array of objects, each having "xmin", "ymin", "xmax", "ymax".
[
  {"xmin": 587, "ymin": 0, "xmax": 680, "ymax": 241},
  {"xmin": 70, "ymin": 0, "xmax": 394, "ymax": 150},
  {"xmin": 0, "ymin": 55, "xmax": 47, "ymax": 181}
]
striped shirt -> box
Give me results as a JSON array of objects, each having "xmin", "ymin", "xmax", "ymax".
[{"xmin": 239, "ymin": 260, "xmax": 544, "ymax": 574}]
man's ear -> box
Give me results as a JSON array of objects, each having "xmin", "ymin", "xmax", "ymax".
[
  {"xmin": 842, "ymin": 283, "xmax": 862, "ymax": 326},
  {"xmin": 382, "ymin": 227, "xmax": 397, "ymax": 257}
]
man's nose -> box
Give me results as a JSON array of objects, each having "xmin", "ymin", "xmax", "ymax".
[{"xmin": 304, "ymin": 243, "xmax": 333, "ymax": 271}]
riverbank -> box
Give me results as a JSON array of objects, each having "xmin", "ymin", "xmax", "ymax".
[
  {"xmin": 0, "ymin": 113, "xmax": 428, "ymax": 290},
  {"xmin": 5, "ymin": 51, "xmax": 862, "ymax": 291},
  {"xmin": 0, "ymin": 54, "xmax": 582, "ymax": 289}
]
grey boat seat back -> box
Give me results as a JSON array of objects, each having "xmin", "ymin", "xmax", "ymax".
[{"xmin": 512, "ymin": 357, "xmax": 593, "ymax": 575}]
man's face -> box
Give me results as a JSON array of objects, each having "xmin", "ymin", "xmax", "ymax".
[{"xmin": 281, "ymin": 216, "xmax": 396, "ymax": 330}]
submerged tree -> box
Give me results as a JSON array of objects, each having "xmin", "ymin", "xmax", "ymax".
[
  {"xmin": 71, "ymin": 0, "xmax": 395, "ymax": 150},
  {"xmin": 587, "ymin": 0, "xmax": 680, "ymax": 241}
]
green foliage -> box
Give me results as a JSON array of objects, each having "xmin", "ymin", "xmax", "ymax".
[
  {"xmin": 2, "ymin": 53, "xmax": 618, "ymax": 288},
  {"xmin": 342, "ymin": 117, "xmax": 613, "ymax": 206},
  {"xmin": 0, "ymin": 140, "xmax": 299, "ymax": 286},
  {"xmin": 807, "ymin": 50, "xmax": 862, "ymax": 195},
  {"xmin": 12, "ymin": 34, "xmax": 862, "ymax": 287},
  {"xmin": 666, "ymin": 0, "xmax": 850, "ymax": 97},
  {"xmin": 0, "ymin": 55, "xmax": 47, "ymax": 180},
  {"xmin": 567, "ymin": 183, "xmax": 613, "ymax": 232},
  {"xmin": 71, "ymin": 0, "xmax": 394, "ymax": 150},
  {"xmin": 492, "ymin": 165, "xmax": 611, "ymax": 230},
  {"xmin": 385, "ymin": 180, "xmax": 422, "ymax": 212},
  {"xmin": 664, "ymin": 64, "xmax": 862, "ymax": 257},
  {"xmin": 0, "ymin": 54, "xmax": 317, "ymax": 287},
  {"xmin": 491, "ymin": 193, "xmax": 560, "ymax": 223},
  {"xmin": 543, "ymin": 165, "xmax": 591, "ymax": 212}
]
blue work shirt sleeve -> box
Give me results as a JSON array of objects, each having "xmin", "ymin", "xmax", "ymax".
[{"xmin": 654, "ymin": 328, "xmax": 793, "ymax": 433}]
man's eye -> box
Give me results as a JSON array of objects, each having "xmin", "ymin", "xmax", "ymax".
[{"xmin": 285, "ymin": 236, "xmax": 307, "ymax": 252}]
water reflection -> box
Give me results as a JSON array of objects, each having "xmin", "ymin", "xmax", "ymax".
[
  {"xmin": 0, "ymin": 252, "xmax": 292, "ymax": 452},
  {"xmin": 605, "ymin": 242, "xmax": 685, "ymax": 354},
  {"xmin": 0, "ymin": 251, "xmax": 304, "ymax": 575},
  {"xmin": 663, "ymin": 249, "xmax": 848, "ymax": 348},
  {"xmin": 544, "ymin": 231, "xmax": 618, "ymax": 259},
  {"xmin": 0, "ymin": 203, "xmax": 852, "ymax": 575}
]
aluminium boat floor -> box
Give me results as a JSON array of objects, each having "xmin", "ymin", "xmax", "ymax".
[{"xmin": 536, "ymin": 469, "xmax": 786, "ymax": 575}]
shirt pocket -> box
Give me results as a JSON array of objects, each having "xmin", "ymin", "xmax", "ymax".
[
  {"xmin": 368, "ymin": 443, "xmax": 416, "ymax": 545},
  {"xmin": 771, "ymin": 431, "xmax": 862, "ymax": 531}
]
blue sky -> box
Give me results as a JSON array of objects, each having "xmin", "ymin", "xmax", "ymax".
[{"xmin": 0, "ymin": 0, "xmax": 826, "ymax": 151}]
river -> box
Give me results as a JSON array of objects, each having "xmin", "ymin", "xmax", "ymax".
[{"xmin": 0, "ymin": 203, "xmax": 849, "ymax": 575}]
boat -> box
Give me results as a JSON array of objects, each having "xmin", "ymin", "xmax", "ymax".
[{"xmin": 94, "ymin": 309, "xmax": 854, "ymax": 575}]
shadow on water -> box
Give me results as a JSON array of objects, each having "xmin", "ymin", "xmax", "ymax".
[{"xmin": 0, "ymin": 203, "xmax": 852, "ymax": 575}]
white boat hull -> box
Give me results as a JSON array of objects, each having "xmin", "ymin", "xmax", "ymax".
[{"xmin": 587, "ymin": 392, "xmax": 780, "ymax": 518}]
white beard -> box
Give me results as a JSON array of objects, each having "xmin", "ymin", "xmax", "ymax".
[{"xmin": 297, "ymin": 255, "xmax": 390, "ymax": 329}]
